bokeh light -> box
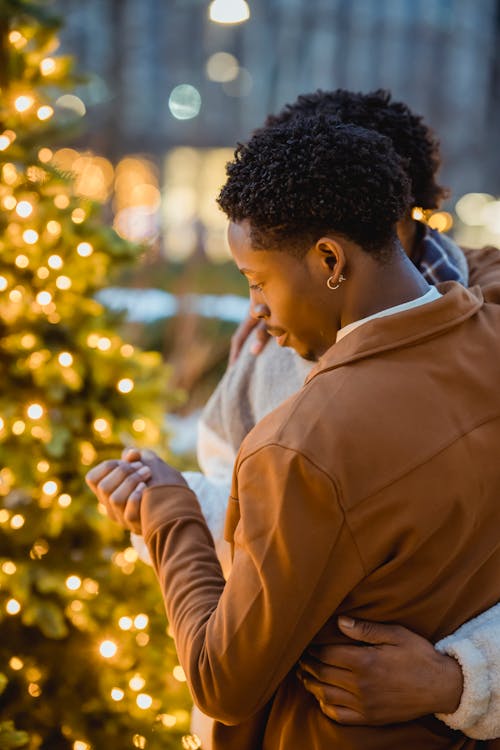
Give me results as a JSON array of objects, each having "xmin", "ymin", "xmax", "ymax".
[{"xmin": 168, "ymin": 85, "xmax": 201, "ymax": 120}]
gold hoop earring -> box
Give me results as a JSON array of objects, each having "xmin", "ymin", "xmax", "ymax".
[{"xmin": 327, "ymin": 273, "xmax": 346, "ymax": 290}]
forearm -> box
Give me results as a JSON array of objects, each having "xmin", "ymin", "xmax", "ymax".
[{"xmin": 435, "ymin": 602, "xmax": 500, "ymax": 739}]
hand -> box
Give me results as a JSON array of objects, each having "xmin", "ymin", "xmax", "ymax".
[
  {"xmin": 121, "ymin": 448, "xmax": 187, "ymax": 490},
  {"xmin": 85, "ymin": 459, "xmax": 152, "ymax": 533},
  {"xmin": 297, "ymin": 616, "xmax": 464, "ymax": 725},
  {"xmin": 229, "ymin": 312, "xmax": 270, "ymax": 365}
]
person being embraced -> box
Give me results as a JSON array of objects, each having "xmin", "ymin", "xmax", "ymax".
[{"xmin": 87, "ymin": 117, "xmax": 500, "ymax": 750}]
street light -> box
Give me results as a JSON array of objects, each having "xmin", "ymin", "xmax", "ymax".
[{"xmin": 208, "ymin": 0, "xmax": 250, "ymax": 25}]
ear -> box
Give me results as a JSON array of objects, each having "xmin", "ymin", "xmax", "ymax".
[{"xmin": 313, "ymin": 237, "xmax": 346, "ymax": 285}]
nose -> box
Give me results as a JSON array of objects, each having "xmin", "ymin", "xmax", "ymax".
[{"xmin": 250, "ymin": 302, "xmax": 270, "ymax": 320}]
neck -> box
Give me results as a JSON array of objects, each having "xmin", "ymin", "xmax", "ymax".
[
  {"xmin": 340, "ymin": 244, "xmax": 430, "ymax": 330},
  {"xmin": 397, "ymin": 215, "xmax": 419, "ymax": 259}
]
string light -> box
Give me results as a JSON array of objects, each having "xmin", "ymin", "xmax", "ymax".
[
  {"xmin": 2, "ymin": 561, "xmax": 16, "ymax": 574},
  {"xmin": 23, "ymin": 229, "xmax": 38, "ymax": 244},
  {"xmin": 117, "ymin": 378, "xmax": 134, "ymax": 393},
  {"xmin": 73, "ymin": 742, "xmax": 91, "ymax": 750},
  {"xmin": 37, "ymin": 460, "xmax": 50, "ymax": 473},
  {"xmin": 136, "ymin": 693, "xmax": 153, "ymax": 709},
  {"xmin": 9, "ymin": 289, "xmax": 23, "ymax": 303},
  {"xmin": 36, "ymin": 291, "xmax": 52, "ymax": 305},
  {"xmin": 16, "ymin": 200, "xmax": 33, "ymax": 217},
  {"xmin": 134, "ymin": 613, "xmax": 148, "ymax": 629},
  {"xmin": 111, "ymin": 688, "xmax": 124, "ymax": 701},
  {"xmin": 37, "ymin": 105, "xmax": 54, "ymax": 121},
  {"xmin": 71, "ymin": 208, "xmax": 85, "ymax": 223},
  {"xmin": 15, "ymin": 255, "xmax": 29, "ymax": 268},
  {"xmin": 93, "ymin": 418, "xmax": 110, "ymax": 434},
  {"xmin": 10, "ymin": 514, "xmax": 25, "ymax": 529},
  {"xmin": 9, "ymin": 30, "xmax": 27, "ymax": 48},
  {"xmin": 39, "ymin": 147, "xmax": 53, "ymax": 163},
  {"xmin": 58, "ymin": 352, "xmax": 73, "ymax": 367},
  {"xmin": 3, "ymin": 195, "xmax": 16, "ymax": 210},
  {"xmin": 14, "ymin": 95, "xmax": 34, "ymax": 112},
  {"xmin": 158, "ymin": 714, "xmax": 177, "ymax": 728},
  {"xmin": 133, "ymin": 736, "xmax": 147, "ymax": 749},
  {"xmin": 120, "ymin": 344, "xmax": 134, "ymax": 357},
  {"xmin": 173, "ymin": 665, "xmax": 186, "ymax": 682},
  {"xmin": 40, "ymin": 57, "xmax": 56, "ymax": 75},
  {"xmin": 129, "ymin": 674, "xmax": 145, "ymax": 691},
  {"xmin": 56, "ymin": 275, "xmax": 72, "ymax": 290},
  {"xmin": 28, "ymin": 683, "xmax": 42, "ymax": 697},
  {"xmin": 96, "ymin": 337, "xmax": 111, "ymax": 351},
  {"xmin": 0, "ymin": 135, "xmax": 10, "ymax": 151},
  {"xmin": 99, "ymin": 640, "xmax": 117, "ymax": 658},
  {"xmin": 58, "ymin": 493, "xmax": 72, "ymax": 507},
  {"xmin": 133, "ymin": 419, "xmax": 146, "ymax": 432},
  {"xmin": 0, "ymin": 276, "xmax": 8, "ymax": 291},
  {"xmin": 6, "ymin": 598, "xmax": 21, "ymax": 614},
  {"xmin": 37, "ymin": 267, "xmax": 49, "ymax": 279},
  {"xmin": 118, "ymin": 616, "xmax": 133, "ymax": 630},
  {"xmin": 9, "ymin": 656, "xmax": 23, "ymax": 670},
  {"xmin": 54, "ymin": 193, "xmax": 69, "ymax": 208},
  {"xmin": 47, "ymin": 220, "xmax": 62, "ymax": 235},
  {"xmin": 65, "ymin": 575, "xmax": 82, "ymax": 591},
  {"xmin": 48, "ymin": 254, "xmax": 63, "ymax": 269},
  {"xmin": 42, "ymin": 480, "xmax": 58, "ymax": 496},
  {"xmin": 0, "ymin": 510, "xmax": 10, "ymax": 523},
  {"xmin": 12, "ymin": 420, "xmax": 26, "ymax": 435},
  {"xmin": 27, "ymin": 403, "xmax": 44, "ymax": 419},
  {"xmin": 77, "ymin": 241, "xmax": 93, "ymax": 257}
]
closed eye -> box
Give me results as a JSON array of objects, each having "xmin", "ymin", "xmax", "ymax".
[{"xmin": 249, "ymin": 283, "xmax": 263, "ymax": 292}]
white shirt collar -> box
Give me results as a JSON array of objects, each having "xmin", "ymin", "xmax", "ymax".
[{"xmin": 336, "ymin": 286, "xmax": 442, "ymax": 343}]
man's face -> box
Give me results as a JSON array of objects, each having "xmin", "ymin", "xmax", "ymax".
[{"xmin": 228, "ymin": 220, "xmax": 340, "ymax": 361}]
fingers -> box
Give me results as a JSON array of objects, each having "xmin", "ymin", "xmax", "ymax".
[
  {"xmin": 338, "ymin": 616, "xmax": 408, "ymax": 646},
  {"xmin": 298, "ymin": 672, "xmax": 363, "ymax": 724},
  {"xmin": 87, "ymin": 459, "xmax": 151, "ymax": 529},
  {"xmin": 305, "ymin": 643, "xmax": 372, "ymax": 672},
  {"xmin": 249, "ymin": 321, "xmax": 271, "ymax": 355},
  {"xmin": 298, "ymin": 657, "xmax": 353, "ymax": 692},
  {"xmin": 85, "ymin": 459, "xmax": 120, "ymax": 492},
  {"xmin": 122, "ymin": 447, "xmax": 142, "ymax": 462},
  {"xmin": 229, "ymin": 314, "xmax": 258, "ymax": 365}
]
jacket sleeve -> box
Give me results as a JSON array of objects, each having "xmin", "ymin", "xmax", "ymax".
[
  {"xmin": 435, "ymin": 602, "xmax": 500, "ymax": 739},
  {"xmin": 141, "ymin": 443, "xmax": 364, "ymax": 725},
  {"xmin": 463, "ymin": 245, "xmax": 500, "ymax": 303}
]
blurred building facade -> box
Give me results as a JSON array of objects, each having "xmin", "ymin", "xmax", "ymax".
[{"xmin": 56, "ymin": 0, "xmax": 499, "ymax": 206}]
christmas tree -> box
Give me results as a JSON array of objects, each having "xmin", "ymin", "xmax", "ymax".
[{"xmin": 0, "ymin": 2, "xmax": 195, "ymax": 748}]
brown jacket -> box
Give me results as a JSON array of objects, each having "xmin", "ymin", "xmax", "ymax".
[{"xmin": 143, "ymin": 278, "xmax": 500, "ymax": 750}]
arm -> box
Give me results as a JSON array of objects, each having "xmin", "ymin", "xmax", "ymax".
[
  {"xmin": 464, "ymin": 245, "xmax": 500, "ymax": 303},
  {"xmin": 140, "ymin": 446, "xmax": 364, "ymax": 724},
  {"xmin": 298, "ymin": 609, "xmax": 500, "ymax": 739}
]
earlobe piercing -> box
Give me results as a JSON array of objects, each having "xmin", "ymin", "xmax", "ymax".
[{"xmin": 327, "ymin": 273, "xmax": 346, "ymax": 290}]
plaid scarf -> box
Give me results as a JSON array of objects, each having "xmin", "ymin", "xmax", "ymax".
[{"xmin": 417, "ymin": 226, "xmax": 469, "ymax": 286}]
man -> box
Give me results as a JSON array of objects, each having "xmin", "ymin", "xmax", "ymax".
[{"xmin": 88, "ymin": 120, "xmax": 500, "ymax": 748}]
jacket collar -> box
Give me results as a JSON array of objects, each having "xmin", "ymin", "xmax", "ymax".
[{"xmin": 305, "ymin": 282, "xmax": 483, "ymax": 384}]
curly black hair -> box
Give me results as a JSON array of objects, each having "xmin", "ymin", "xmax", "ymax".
[
  {"xmin": 264, "ymin": 89, "xmax": 448, "ymax": 210},
  {"xmin": 217, "ymin": 117, "xmax": 412, "ymax": 257}
]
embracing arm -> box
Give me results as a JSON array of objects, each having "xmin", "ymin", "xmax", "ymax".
[{"xmin": 141, "ymin": 445, "xmax": 364, "ymax": 724}]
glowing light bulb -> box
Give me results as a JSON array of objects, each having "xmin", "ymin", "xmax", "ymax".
[
  {"xmin": 118, "ymin": 616, "xmax": 133, "ymax": 630},
  {"xmin": 36, "ymin": 291, "xmax": 52, "ymax": 306},
  {"xmin": 209, "ymin": 0, "xmax": 250, "ymax": 24},
  {"xmin": 159, "ymin": 714, "xmax": 177, "ymax": 728},
  {"xmin": 38, "ymin": 148, "xmax": 53, "ymax": 163},
  {"xmin": 40, "ymin": 57, "xmax": 56, "ymax": 76},
  {"xmin": 134, "ymin": 613, "xmax": 148, "ymax": 629},
  {"xmin": 27, "ymin": 403, "xmax": 44, "ymax": 420},
  {"xmin": 12, "ymin": 420, "xmax": 25, "ymax": 435},
  {"xmin": 65, "ymin": 575, "xmax": 82, "ymax": 591},
  {"xmin": 23, "ymin": 229, "xmax": 38, "ymax": 244},
  {"xmin": 2, "ymin": 561, "xmax": 16, "ymax": 575},
  {"xmin": 9, "ymin": 30, "xmax": 26, "ymax": 47},
  {"xmin": 129, "ymin": 674, "xmax": 145, "ymax": 691},
  {"xmin": 97, "ymin": 337, "xmax": 111, "ymax": 351},
  {"xmin": 73, "ymin": 742, "xmax": 91, "ymax": 750},
  {"xmin": 123, "ymin": 547, "xmax": 138, "ymax": 563},
  {"xmin": 10, "ymin": 289, "xmax": 23, "ymax": 303},
  {"xmin": 133, "ymin": 735, "xmax": 146, "ymax": 749},
  {"xmin": 86, "ymin": 333, "xmax": 100, "ymax": 348},
  {"xmin": 3, "ymin": 195, "xmax": 16, "ymax": 210},
  {"xmin": 173, "ymin": 665, "xmax": 186, "ymax": 682},
  {"xmin": 111, "ymin": 688, "xmax": 124, "ymax": 701},
  {"xmin": 9, "ymin": 656, "xmax": 23, "ymax": 670},
  {"xmin": 54, "ymin": 194, "xmax": 69, "ymax": 208},
  {"xmin": 14, "ymin": 95, "xmax": 34, "ymax": 112},
  {"xmin": 10, "ymin": 514, "xmax": 25, "ymax": 529},
  {"xmin": 48, "ymin": 254, "xmax": 63, "ymax": 269},
  {"xmin": 42, "ymin": 480, "xmax": 58, "ymax": 496},
  {"xmin": 133, "ymin": 419, "xmax": 146, "ymax": 432},
  {"xmin": 15, "ymin": 255, "xmax": 29, "ymax": 268},
  {"xmin": 6, "ymin": 599, "xmax": 21, "ymax": 614},
  {"xmin": 136, "ymin": 693, "xmax": 153, "ymax": 709},
  {"xmin": 99, "ymin": 640, "xmax": 117, "ymax": 658},
  {"xmin": 56, "ymin": 275, "xmax": 71, "ymax": 290},
  {"xmin": 93, "ymin": 418, "xmax": 109, "ymax": 434},
  {"xmin": 0, "ymin": 276, "xmax": 8, "ymax": 291},
  {"xmin": 117, "ymin": 378, "xmax": 134, "ymax": 393},
  {"xmin": 71, "ymin": 208, "xmax": 85, "ymax": 224},
  {"xmin": 120, "ymin": 344, "xmax": 134, "ymax": 357},
  {"xmin": 0, "ymin": 135, "xmax": 11, "ymax": 151},
  {"xmin": 37, "ymin": 105, "xmax": 54, "ymax": 121},
  {"xmin": 37, "ymin": 460, "xmax": 50, "ymax": 473},
  {"xmin": 47, "ymin": 220, "xmax": 61, "ymax": 235},
  {"xmin": 77, "ymin": 241, "xmax": 93, "ymax": 257},
  {"xmin": 16, "ymin": 200, "xmax": 33, "ymax": 217},
  {"xmin": 37, "ymin": 267, "xmax": 49, "ymax": 279},
  {"xmin": 58, "ymin": 352, "xmax": 73, "ymax": 367},
  {"xmin": 58, "ymin": 493, "xmax": 72, "ymax": 507}
]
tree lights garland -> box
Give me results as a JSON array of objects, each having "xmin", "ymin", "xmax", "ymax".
[{"xmin": 0, "ymin": 2, "xmax": 188, "ymax": 748}]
